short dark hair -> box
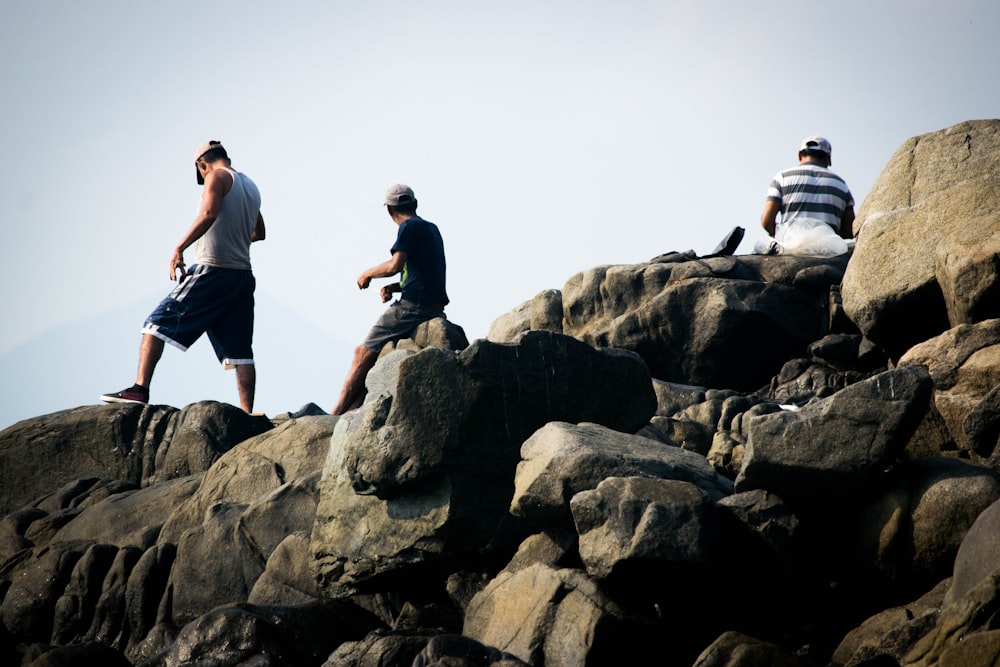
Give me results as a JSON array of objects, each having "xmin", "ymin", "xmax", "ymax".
[
  {"xmin": 799, "ymin": 149, "xmax": 829, "ymax": 163},
  {"xmin": 199, "ymin": 142, "xmax": 229, "ymax": 163},
  {"xmin": 388, "ymin": 202, "xmax": 417, "ymax": 216}
]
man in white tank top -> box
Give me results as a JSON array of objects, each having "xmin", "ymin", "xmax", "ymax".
[{"xmin": 101, "ymin": 140, "xmax": 266, "ymax": 413}]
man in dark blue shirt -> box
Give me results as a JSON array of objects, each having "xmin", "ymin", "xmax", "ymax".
[{"xmin": 332, "ymin": 184, "xmax": 449, "ymax": 415}]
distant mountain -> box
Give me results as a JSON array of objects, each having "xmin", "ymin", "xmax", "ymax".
[{"xmin": 0, "ymin": 293, "xmax": 353, "ymax": 430}]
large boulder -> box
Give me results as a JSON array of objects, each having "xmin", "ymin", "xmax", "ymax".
[
  {"xmin": 0, "ymin": 402, "xmax": 272, "ymax": 516},
  {"xmin": 735, "ymin": 366, "xmax": 933, "ymax": 507},
  {"xmin": 157, "ymin": 415, "xmax": 334, "ymax": 542},
  {"xmin": 340, "ymin": 331, "xmax": 656, "ymax": 500},
  {"xmin": 830, "ymin": 578, "xmax": 949, "ymax": 667},
  {"xmin": 945, "ymin": 499, "xmax": 1000, "ymax": 607},
  {"xmin": 559, "ymin": 254, "xmax": 851, "ymax": 391},
  {"xmin": 851, "ymin": 457, "xmax": 1000, "ymax": 591},
  {"xmin": 510, "ymin": 421, "xmax": 732, "ymax": 530},
  {"xmin": 48, "ymin": 476, "xmax": 200, "ymax": 550},
  {"xmin": 311, "ymin": 331, "xmax": 657, "ymax": 599},
  {"xmin": 693, "ymin": 630, "xmax": 808, "ymax": 667},
  {"xmin": 570, "ymin": 477, "xmax": 721, "ymax": 580},
  {"xmin": 0, "ymin": 413, "xmax": 338, "ymax": 661},
  {"xmin": 139, "ymin": 602, "xmax": 380, "ymax": 667},
  {"xmin": 462, "ymin": 562, "xmax": 650, "ymax": 667},
  {"xmin": 902, "ymin": 569, "xmax": 1000, "ymax": 667},
  {"xmin": 842, "ymin": 119, "xmax": 1000, "ymax": 359},
  {"xmin": 486, "ymin": 289, "xmax": 564, "ymax": 342},
  {"xmin": 898, "ymin": 319, "xmax": 1000, "ymax": 455}
]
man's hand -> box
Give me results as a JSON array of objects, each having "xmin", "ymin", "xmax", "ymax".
[
  {"xmin": 170, "ymin": 250, "xmax": 186, "ymax": 281},
  {"xmin": 380, "ymin": 283, "xmax": 400, "ymax": 303},
  {"xmin": 357, "ymin": 273, "xmax": 372, "ymax": 290}
]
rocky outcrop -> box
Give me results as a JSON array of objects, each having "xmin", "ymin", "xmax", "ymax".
[
  {"xmin": 2, "ymin": 120, "xmax": 1000, "ymax": 667},
  {"xmin": 842, "ymin": 119, "xmax": 1000, "ymax": 359},
  {"xmin": 491, "ymin": 253, "xmax": 852, "ymax": 393},
  {"xmin": 0, "ymin": 401, "xmax": 272, "ymax": 517},
  {"xmin": 311, "ymin": 331, "xmax": 657, "ymax": 599}
]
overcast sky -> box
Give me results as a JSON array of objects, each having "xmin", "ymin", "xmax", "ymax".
[{"xmin": 2, "ymin": 1, "xmax": 998, "ymax": 426}]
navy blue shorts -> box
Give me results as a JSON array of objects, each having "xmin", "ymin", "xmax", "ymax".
[
  {"xmin": 142, "ymin": 264, "xmax": 255, "ymax": 368},
  {"xmin": 362, "ymin": 299, "xmax": 445, "ymax": 352}
]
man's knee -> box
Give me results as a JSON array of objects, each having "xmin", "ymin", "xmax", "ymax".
[{"xmin": 354, "ymin": 344, "xmax": 379, "ymax": 363}]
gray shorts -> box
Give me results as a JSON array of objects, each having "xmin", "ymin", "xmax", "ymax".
[{"xmin": 362, "ymin": 299, "xmax": 445, "ymax": 352}]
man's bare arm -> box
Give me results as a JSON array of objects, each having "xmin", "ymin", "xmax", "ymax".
[
  {"xmin": 357, "ymin": 251, "xmax": 407, "ymax": 290},
  {"xmin": 252, "ymin": 212, "xmax": 266, "ymax": 242},
  {"xmin": 170, "ymin": 169, "xmax": 230, "ymax": 280},
  {"xmin": 761, "ymin": 199, "xmax": 781, "ymax": 237},
  {"xmin": 839, "ymin": 207, "xmax": 856, "ymax": 239}
]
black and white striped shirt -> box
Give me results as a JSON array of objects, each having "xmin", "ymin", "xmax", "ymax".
[{"xmin": 767, "ymin": 163, "xmax": 854, "ymax": 233}]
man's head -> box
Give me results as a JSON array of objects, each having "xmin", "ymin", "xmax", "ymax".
[
  {"xmin": 798, "ymin": 136, "xmax": 832, "ymax": 166},
  {"xmin": 384, "ymin": 183, "xmax": 418, "ymax": 217},
  {"xmin": 194, "ymin": 140, "xmax": 230, "ymax": 184}
]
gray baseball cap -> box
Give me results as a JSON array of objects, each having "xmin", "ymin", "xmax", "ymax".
[{"xmin": 384, "ymin": 184, "xmax": 417, "ymax": 207}]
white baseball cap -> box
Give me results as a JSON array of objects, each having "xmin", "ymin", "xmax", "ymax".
[{"xmin": 799, "ymin": 136, "xmax": 832, "ymax": 156}]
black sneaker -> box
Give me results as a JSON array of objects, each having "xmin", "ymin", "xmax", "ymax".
[{"xmin": 100, "ymin": 384, "xmax": 149, "ymax": 404}]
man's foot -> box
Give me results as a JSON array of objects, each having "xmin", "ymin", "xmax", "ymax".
[{"xmin": 100, "ymin": 384, "xmax": 149, "ymax": 404}]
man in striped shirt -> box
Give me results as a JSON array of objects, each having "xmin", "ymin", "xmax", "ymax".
[{"xmin": 761, "ymin": 136, "xmax": 856, "ymax": 241}]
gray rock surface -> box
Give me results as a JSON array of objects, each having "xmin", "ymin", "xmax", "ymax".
[{"xmin": 842, "ymin": 119, "xmax": 1000, "ymax": 358}]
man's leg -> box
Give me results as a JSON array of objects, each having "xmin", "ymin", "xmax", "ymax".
[
  {"xmin": 235, "ymin": 363, "xmax": 256, "ymax": 413},
  {"xmin": 102, "ymin": 333, "xmax": 163, "ymax": 404},
  {"xmin": 136, "ymin": 333, "xmax": 165, "ymax": 389},
  {"xmin": 331, "ymin": 345, "xmax": 379, "ymax": 416}
]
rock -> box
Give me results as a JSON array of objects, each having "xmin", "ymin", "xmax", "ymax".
[
  {"xmin": 49, "ymin": 542, "xmax": 119, "ymax": 645},
  {"xmin": 81, "ymin": 543, "xmax": 142, "ymax": 648},
  {"xmin": 385, "ymin": 315, "xmax": 470, "ymax": 355},
  {"xmin": 511, "ymin": 422, "xmax": 732, "ymax": 530},
  {"xmin": 560, "ymin": 254, "xmax": 850, "ymax": 391},
  {"xmin": 692, "ymin": 630, "xmax": 807, "ymax": 667},
  {"xmin": 571, "ymin": 477, "xmax": 720, "ymax": 580},
  {"xmin": 902, "ymin": 568, "xmax": 1000, "ymax": 667},
  {"xmin": 412, "ymin": 634, "xmax": 530, "ymax": 666},
  {"xmin": 851, "ymin": 457, "xmax": 1000, "ymax": 592},
  {"xmin": 140, "ymin": 602, "xmax": 381, "ymax": 667},
  {"xmin": 898, "ymin": 319, "xmax": 1000, "ymax": 453},
  {"xmin": 0, "ymin": 507, "xmax": 46, "ymax": 563},
  {"xmin": 342, "ymin": 331, "xmax": 656, "ymax": 499},
  {"xmin": 487, "ymin": 289, "xmax": 564, "ymax": 343},
  {"xmin": 123, "ymin": 543, "xmax": 175, "ymax": 660},
  {"xmin": 830, "ymin": 578, "xmax": 948, "ymax": 667},
  {"xmin": 463, "ymin": 562, "xmax": 651, "ymax": 667},
  {"xmin": 50, "ymin": 476, "xmax": 200, "ymax": 549},
  {"xmin": 653, "ymin": 379, "xmax": 709, "ymax": 416},
  {"xmin": 716, "ymin": 490, "xmax": 799, "ymax": 558},
  {"xmin": 735, "ymin": 366, "xmax": 933, "ymax": 507},
  {"xmin": 21, "ymin": 641, "xmax": 132, "ymax": 667},
  {"xmin": 0, "ymin": 402, "xmax": 272, "ymax": 517},
  {"xmin": 842, "ymin": 119, "xmax": 1000, "ymax": 358},
  {"xmin": 158, "ymin": 415, "xmax": 335, "ymax": 543},
  {"xmin": 964, "ymin": 385, "xmax": 1000, "ymax": 458},
  {"xmin": 1, "ymin": 540, "xmax": 90, "ymax": 644},
  {"xmin": 324, "ymin": 631, "xmax": 432, "ymax": 667},
  {"xmin": 248, "ymin": 532, "xmax": 320, "ymax": 606},
  {"xmin": 311, "ymin": 331, "xmax": 656, "ymax": 598},
  {"xmin": 945, "ymin": 499, "xmax": 1000, "ymax": 607}
]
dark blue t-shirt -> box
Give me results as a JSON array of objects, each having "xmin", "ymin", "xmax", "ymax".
[{"xmin": 390, "ymin": 215, "xmax": 448, "ymax": 306}]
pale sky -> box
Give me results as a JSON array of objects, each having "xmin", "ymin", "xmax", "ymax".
[{"xmin": 2, "ymin": 1, "xmax": 998, "ymax": 428}]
